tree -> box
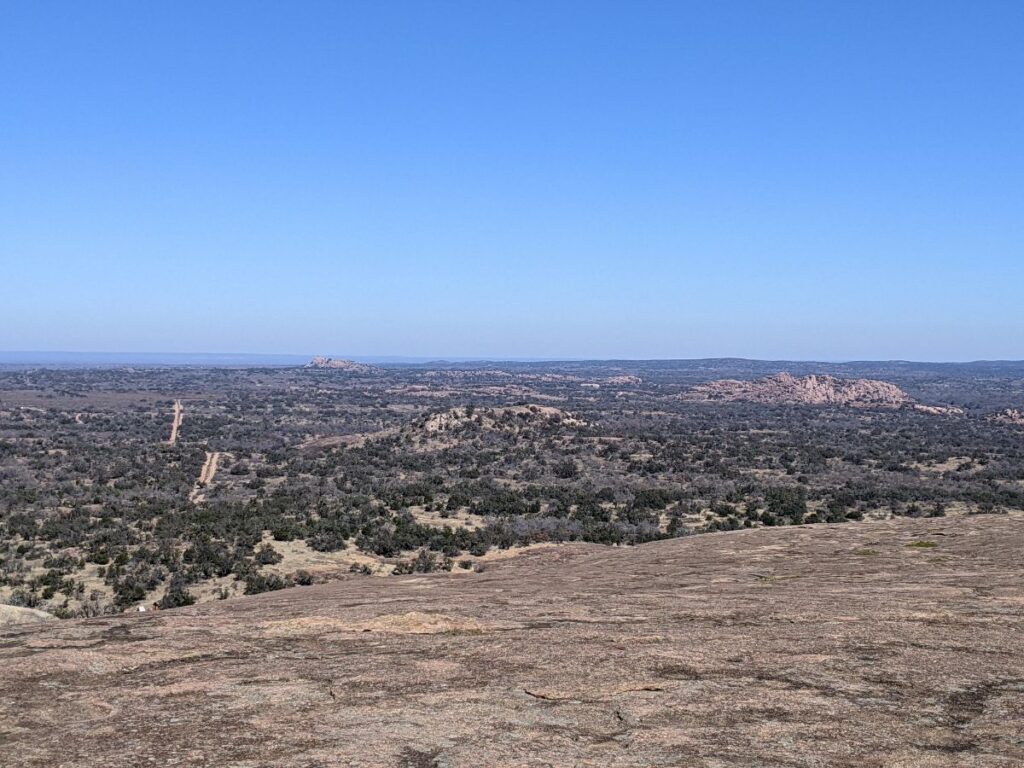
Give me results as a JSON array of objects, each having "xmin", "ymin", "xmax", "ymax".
[
  {"xmin": 159, "ymin": 576, "xmax": 196, "ymax": 609},
  {"xmin": 766, "ymin": 486, "xmax": 807, "ymax": 525}
]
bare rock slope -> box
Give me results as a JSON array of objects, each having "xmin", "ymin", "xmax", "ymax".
[
  {"xmin": 2, "ymin": 516, "xmax": 1023, "ymax": 767},
  {"xmin": 687, "ymin": 372, "xmax": 916, "ymax": 409}
]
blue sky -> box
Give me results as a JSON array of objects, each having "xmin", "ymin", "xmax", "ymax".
[{"xmin": 2, "ymin": 1, "xmax": 1022, "ymax": 361}]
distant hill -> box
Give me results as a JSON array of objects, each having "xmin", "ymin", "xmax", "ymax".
[
  {"xmin": 685, "ymin": 373, "xmax": 916, "ymax": 409},
  {"xmin": 304, "ymin": 356, "xmax": 381, "ymax": 374}
]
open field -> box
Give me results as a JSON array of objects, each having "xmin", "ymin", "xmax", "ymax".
[{"xmin": 1, "ymin": 514, "xmax": 1022, "ymax": 767}]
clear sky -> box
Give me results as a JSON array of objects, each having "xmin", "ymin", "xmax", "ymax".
[{"xmin": 2, "ymin": 1, "xmax": 1022, "ymax": 361}]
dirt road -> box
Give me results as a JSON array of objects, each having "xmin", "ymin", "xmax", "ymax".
[
  {"xmin": 167, "ymin": 400, "xmax": 183, "ymax": 445},
  {"xmin": 189, "ymin": 451, "xmax": 222, "ymax": 503}
]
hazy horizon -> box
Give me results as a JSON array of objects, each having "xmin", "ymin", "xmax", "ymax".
[{"xmin": 2, "ymin": 349, "xmax": 1024, "ymax": 367}]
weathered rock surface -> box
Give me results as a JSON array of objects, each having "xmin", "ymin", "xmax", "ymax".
[
  {"xmin": 2, "ymin": 516, "xmax": 1023, "ymax": 767},
  {"xmin": 686, "ymin": 372, "xmax": 916, "ymax": 409}
]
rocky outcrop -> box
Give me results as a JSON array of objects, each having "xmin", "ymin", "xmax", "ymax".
[
  {"xmin": 913, "ymin": 403, "xmax": 965, "ymax": 416},
  {"xmin": 685, "ymin": 372, "xmax": 914, "ymax": 409},
  {"xmin": 304, "ymin": 356, "xmax": 380, "ymax": 374},
  {"xmin": 420, "ymin": 405, "xmax": 586, "ymax": 433},
  {"xmin": 991, "ymin": 408, "xmax": 1024, "ymax": 426}
]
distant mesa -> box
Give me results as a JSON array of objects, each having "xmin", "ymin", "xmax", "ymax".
[
  {"xmin": 684, "ymin": 372, "xmax": 952, "ymax": 412},
  {"xmin": 305, "ymin": 356, "xmax": 380, "ymax": 374}
]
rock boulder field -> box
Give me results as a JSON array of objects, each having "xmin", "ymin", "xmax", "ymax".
[
  {"xmin": 2, "ymin": 516, "xmax": 1023, "ymax": 767},
  {"xmin": 685, "ymin": 373, "xmax": 916, "ymax": 409}
]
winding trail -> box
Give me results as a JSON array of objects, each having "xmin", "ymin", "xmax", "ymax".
[{"xmin": 167, "ymin": 400, "xmax": 183, "ymax": 445}]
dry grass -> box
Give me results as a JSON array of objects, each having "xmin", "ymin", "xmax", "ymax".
[{"xmin": 261, "ymin": 535, "xmax": 393, "ymax": 577}]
